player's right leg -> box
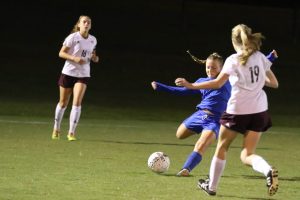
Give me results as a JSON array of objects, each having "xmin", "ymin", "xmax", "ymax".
[
  {"xmin": 176, "ymin": 123, "xmax": 195, "ymax": 139},
  {"xmin": 199, "ymin": 126, "xmax": 237, "ymax": 194},
  {"xmin": 176, "ymin": 123, "xmax": 196, "ymax": 176},
  {"xmin": 177, "ymin": 110, "xmax": 217, "ymax": 177},
  {"xmin": 177, "ymin": 130, "xmax": 216, "ymax": 177},
  {"xmin": 52, "ymin": 86, "xmax": 72, "ymax": 139}
]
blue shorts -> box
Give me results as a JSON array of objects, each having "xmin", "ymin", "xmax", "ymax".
[{"xmin": 183, "ymin": 109, "xmax": 220, "ymax": 138}]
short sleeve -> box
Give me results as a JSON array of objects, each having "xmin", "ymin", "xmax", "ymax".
[
  {"xmin": 262, "ymin": 53, "xmax": 272, "ymax": 71},
  {"xmin": 93, "ymin": 37, "xmax": 97, "ymax": 50},
  {"xmin": 221, "ymin": 56, "xmax": 236, "ymax": 76},
  {"xmin": 63, "ymin": 34, "xmax": 74, "ymax": 48}
]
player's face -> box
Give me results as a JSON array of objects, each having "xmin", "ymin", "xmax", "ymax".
[
  {"xmin": 78, "ymin": 17, "xmax": 91, "ymax": 33},
  {"xmin": 206, "ymin": 59, "xmax": 222, "ymax": 78}
]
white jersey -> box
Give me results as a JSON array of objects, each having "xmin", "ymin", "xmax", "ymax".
[
  {"xmin": 61, "ymin": 32, "xmax": 97, "ymax": 77},
  {"xmin": 221, "ymin": 51, "xmax": 272, "ymax": 114}
]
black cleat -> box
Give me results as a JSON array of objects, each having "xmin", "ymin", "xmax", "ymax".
[
  {"xmin": 266, "ymin": 167, "xmax": 279, "ymax": 196},
  {"xmin": 197, "ymin": 178, "xmax": 216, "ymax": 196}
]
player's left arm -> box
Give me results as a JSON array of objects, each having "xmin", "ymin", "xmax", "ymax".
[
  {"xmin": 91, "ymin": 49, "xmax": 99, "ymax": 63},
  {"xmin": 265, "ymin": 49, "xmax": 279, "ymax": 88},
  {"xmin": 266, "ymin": 50, "xmax": 278, "ymax": 62},
  {"xmin": 265, "ymin": 70, "xmax": 279, "ymax": 88}
]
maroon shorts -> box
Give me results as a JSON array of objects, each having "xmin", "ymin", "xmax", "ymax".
[
  {"xmin": 58, "ymin": 74, "xmax": 89, "ymax": 88},
  {"xmin": 220, "ymin": 111, "xmax": 272, "ymax": 134}
]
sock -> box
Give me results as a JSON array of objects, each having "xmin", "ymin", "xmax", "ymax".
[
  {"xmin": 209, "ymin": 156, "xmax": 226, "ymax": 192},
  {"xmin": 251, "ymin": 155, "xmax": 271, "ymax": 177},
  {"xmin": 53, "ymin": 103, "xmax": 66, "ymax": 131},
  {"xmin": 182, "ymin": 151, "xmax": 202, "ymax": 172},
  {"xmin": 69, "ymin": 105, "xmax": 81, "ymax": 135}
]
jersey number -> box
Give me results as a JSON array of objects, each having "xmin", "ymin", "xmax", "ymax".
[
  {"xmin": 249, "ymin": 65, "xmax": 259, "ymax": 83},
  {"xmin": 81, "ymin": 50, "xmax": 87, "ymax": 57}
]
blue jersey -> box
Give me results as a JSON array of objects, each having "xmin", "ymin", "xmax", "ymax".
[{"xmin": 155, "ymin": 78, "xmax": 231, "ymax": 118}]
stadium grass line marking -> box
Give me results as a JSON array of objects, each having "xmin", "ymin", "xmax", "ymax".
[
  {"xmin": 0, "ymin": 119, "xmax": 49, "ymax": 125},
  {"xmin": 0, "ymin": 119, "xmax": 141, "ymax": 128}
]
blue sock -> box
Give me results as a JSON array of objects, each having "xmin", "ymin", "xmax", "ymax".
[{"xmin": 182, "ymin": 151, "xmax": 202, "ymax": 172}]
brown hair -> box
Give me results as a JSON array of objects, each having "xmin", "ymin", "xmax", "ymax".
[
  {"xmin": 207, "ymin": 52, "xmax": 224, "ymax": 66},
  {"xmin": 198, "ymin": 52, "xmax": 223, "ymax": 66},
  {"xmin": 231, "ymin": 24, "xmax": 264, "ymax": 65},
  {"xmin": 71, "ymin": 15, "xmax": 91, "ymax": 33}
]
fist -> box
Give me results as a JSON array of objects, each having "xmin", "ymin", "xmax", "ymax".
[
  {"xmin": 175, "ymin": 78, "xmax": 187, "ymax": 86},
  {"xmin": 151, "ymin": 81, "xmax": 157, "ymax": 90}
]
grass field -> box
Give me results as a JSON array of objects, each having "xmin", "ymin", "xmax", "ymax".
[{"xmin": 0, "ymin": 101, "xmax": 300, "ymax": 200}]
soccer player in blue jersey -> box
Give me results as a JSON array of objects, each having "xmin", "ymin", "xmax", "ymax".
[
  {"xmin": 151, "ymin": 53, "xmax": 231, "ymax": 176},
  {"xmin": 152, "ymin": 51, "xmax": 276, "ymax": 177}
]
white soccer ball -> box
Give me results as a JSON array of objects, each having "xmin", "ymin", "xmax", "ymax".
[{"xmin": 147, "ymin": 152, "xmax": 170, "ymax": 173}]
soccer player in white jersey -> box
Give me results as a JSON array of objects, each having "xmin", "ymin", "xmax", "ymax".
[
  {"xmin": 175, "ymin": 24, "xmax": 279, "ymax": 196},
  {"xmin": 52, "ymin": 15, "xmax": 99, "ymax": 141}
]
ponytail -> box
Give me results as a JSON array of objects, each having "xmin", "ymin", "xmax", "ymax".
[{"xmin": 232, "ymin": 24, "xmax": 264, "ymax": 65}]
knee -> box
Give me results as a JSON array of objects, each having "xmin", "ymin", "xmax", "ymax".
[
  {"xmin": 176, "ymin": 130, "xmax": 184, "ymax": 139},
  {"xmin": 194, "ymin": 140, "xmax": 206, "ymax": 153},
  {"xmin": 214, "ymin": 145, "xmax": 228, "ymax": 160},
  {"xmin": 240, "ymin": 149, "xmax": 251, "ymax": 165},
  {"xmin": 59, "ymin": 101, "xmax": 68, "ymax": 108}
]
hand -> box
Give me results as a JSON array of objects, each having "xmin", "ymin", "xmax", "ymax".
[
  {"xmin": 91, "ymin": 52, "xmax": 99, "ymax": 63},
  {"xmin": 73, "ymin": 56, "xmax": 85, "ymax": 65},
  {"xmin": 151, "ymin": 81, "xmax": 157, "ymax": 90},
  {"xmin": 266, "ymin": 49, "xmax": 278, "ymax": 63},
  {"xmin": 175, "ymin": 78, "xmax": 189, "ymax": 87},
  {"xmin": 271, "ymin": 50, "xmax": 278, "ymax": 58}
]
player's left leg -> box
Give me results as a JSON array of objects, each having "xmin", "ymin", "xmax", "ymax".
[
  {"xmin": 241, "ymin": 131, "xmax": 278, "ymax": 196},
  {"xmin": 68, "ymin": 82, "xmax": 87, "ymax": 141}
]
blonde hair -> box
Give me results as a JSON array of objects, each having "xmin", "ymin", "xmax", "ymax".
[
  {"xmin": 198, "ymin": 52, "xmax": 224, "ymax": 66},
  {"xmin": 71, "ymin": 15, "xmax": 91, "ymax": 33},
  {"xmin": 231, "ymin": 24, "xmax": 264, "ymax": 65}
]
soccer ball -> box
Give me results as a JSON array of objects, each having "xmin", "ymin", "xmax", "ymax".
[{"xmin": 147, "ymin": 152, "xmax": 170, "ymax": 173}]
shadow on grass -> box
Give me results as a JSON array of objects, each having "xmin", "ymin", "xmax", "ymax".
[
  {"xmin": 99, "ymin": 139, "xmax": 193, "ymax": 147},
  {"xmin": 158, "ymin": 174, "xmax": 279, "ymax": 200},
  {"xmin": 218, "ymin": 194, "xmax": 277, "ymax": 200},
  {"xmin": 155, "ymin": 173, "xmax": 195, "ymax": 177},
  {"xmin": 243, "ymin": 175, "xmax": 300, "ymax": 182},
  {"xmin": 98, "ymin": 139, "xmax": 273, "ymax": 150}
]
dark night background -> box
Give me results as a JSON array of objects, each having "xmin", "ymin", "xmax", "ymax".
[{"xmin": 1, "ymin": 0, "xmax": 300, "ymax": 120}]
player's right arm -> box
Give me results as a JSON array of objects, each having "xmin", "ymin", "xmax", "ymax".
[
  {"xmin": 151, "ymin": 81, "xmax": 200, "ymax": 95},
  {"xmin": 59, "ymin": 46, "xmax": 85, "ymax": 64}
]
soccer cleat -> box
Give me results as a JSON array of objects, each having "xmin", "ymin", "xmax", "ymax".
[
  {"xmin": 176, "ymin": 168, "xmax": 190, "ymax": 177},
  {"xmin": 51, "ymin": 131, "xmax": 60, "ymax": 140},
  {"xmin": 67, "ymin": 134, "xmax": 77, "ymax": 141},
  {"xmin": 266, "ymin": 167, "xmax": 279, "ymax": 196},
  {"xmin": 197, "ymin": 178, "xmax": 216, "ymax": 196}
]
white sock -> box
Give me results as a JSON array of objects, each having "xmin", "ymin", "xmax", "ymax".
[
  {"xmin": 69, "ymin": 105, "xmax": 81, "ymax": 135},
  {"xmin": 53, "ymin": 103, "xmax": 66, "ymax": 131},
  {"xmin": 251, "ymin": 155, "xmax": 271, "ymax": 177},
  {"xmin": 209, "ymin": 156, "xmax": 226, "ymax": 192}
]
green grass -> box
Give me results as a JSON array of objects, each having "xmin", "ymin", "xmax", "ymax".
[{"xmin": 0, "ymin": 112, "xmax": 300, "ymax": 200}]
